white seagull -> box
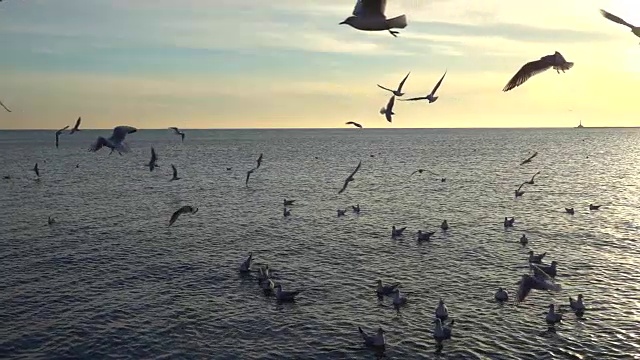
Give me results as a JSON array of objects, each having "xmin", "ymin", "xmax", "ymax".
[
  {"xmin": 377, "ymin": 71, "xmax": 410, "ymax": 96},
  {"xmin": 89, "ymin": 125, "xmax": 137, "ymax": 155},
  {"xmin": 169, "ymin": 127, "xmax": 185, "ymax": 142},
  {"xmin": 170, "ymin": 164, "xmax": 180, "ymax": 181},
  {"xmin": 503, "ymin": 52, "xmax": 573, "ymax": 92},
  {"xmin": 399, "ymin": 70, "xmax": 447, "ymax": 103},
  {"xmin": 380, "ymin": 95, "xmax": 395, "ymax": 123},
  {"xmin": 340, "ymin": 0, "xmax": 408, "ymax": 38}
]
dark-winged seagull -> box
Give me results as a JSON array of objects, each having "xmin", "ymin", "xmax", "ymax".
[
  {"xmin": 520, "ymin": 151, "xmax": 538, "ymax": 165},
  {"xmin": 33, "ymin": 163, "xmax": 39, "ymax": 178},
  {"xmin": 168, "ymin": 205, "xmax": 198, "ymax": 227},
  {"xmin": 600, "ymin": 9, "xmax": 640, "ymax": 43},
  {"xmin": 377, "ymin": 71, "xmax": 410, "ymax": 96},
  {"xmin": 169, "ymin": 127, "xmax": 185, "ymax": 142},
  {"xmin": 274, "ymin": 284, "xmax": 301, "ymax": 302},
  {"xmin": 170, "ymin": 164, "xmax": 180, "ymax": 181},
  {"xmin": 340, "ymin": 0, "xmax": 407, "ymax": 37},
  {"xmin": 433, "ymin": 318, "xmax": 454, "ymax": 353},
  {"xmin": 358, "ymin": 326, "xmax": 386, "ymax": 348},
  {"xmin": 147, "ymin": 147, "xmax": 158, "ymax": 172},
  {"xmin": 526, "ymin": 171, "xmax": 541, "ymax": 184},
  {"xmin": 503, "ymin": 52, "xmax": 573, "ymax": 92},
  {"xmin": 380, "ymin": 95, "xmax": 395, "ymax": 123},
  {"xmin": 55, "ymin": 126, "xmax": 69, "ymax": 148},
  {"xmin": 0, "ymin": 99, "xmax": 11, "ymax": 112},
  {"xmin": 346, "ymin": 121, "xmax": 363, "ymax": 128},
  {"xmin": 399, "ymin": 70, "xmax": 447, "ymax": 103},
  {"xmin": 565, "ymin": 207, "xmax": 575, "ymax": 215},
  {"xmin": 69, "ymin": 117, "xmax": 81, "ymax": 134},
  {"xmin": 589, "ymin": 204, "xmax": 601, "ymax": 210},
  {"xmin": 246, "ymin": 168, "xmax": 256, "ymax": 186},
  {"xmin": 256, "ymin": 153, "xmax": 263, "ymax": 169},
  {"xmin": 338, "ymin": 160, "xmax": 362, "ymax": 194},
  {"xmin": 89, "ymin": 126, "xmax": 137, "ymax": 155},
  {"xmin": 515, "ymin": 182, "xmax": 526, "ymax": 197},
  {"xmin": 516, "ymin": 273, "xmax": 561, "ymax": 302}
]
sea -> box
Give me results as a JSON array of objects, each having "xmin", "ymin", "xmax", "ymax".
[{"xmin": 1, "ymin": 128, "xmax": 639, "ymax": 360}]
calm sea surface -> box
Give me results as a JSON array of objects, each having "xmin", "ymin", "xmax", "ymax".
[{"xmin": 1, "ymin": 128, "xmax": 639, "ymax": 359}]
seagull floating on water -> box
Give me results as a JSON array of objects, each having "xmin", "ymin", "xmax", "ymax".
[
  {"xmin": 503, "ymin": 52, "xmax": 573, "ymax": 92},
  {"xmin": 528, "ymin": 250, "xmax": 546, "ymax": 263},
  {"xmin": 600, "ymin": 9, "xmax": 640, "ymax": 44},
  {"xmin": 89, "ymin": 126, "xmax": 137, "ymax": 155},
  {"xmin": 0, "ymin": 99, "xmax": 11, "ymax": 112},
  {"xmin": 569, "ymin": 294, "xmax": 585, "ymax": 316},
  {"xmin": 274, "ymin": 284, "xmax": 300, "ymax": 302},
  {"xmin": 55, "ymin": 126, "xmax": 69, "ymax": 149},
  {"xmin": 147, "ymin": 147, "xmax": 158, "ymax": 172},
  {"xmin": 377, "ymin": 71, "xmax": 410, "ymax": 96},
  {"xmin": 338, "ymin": 160, "xmax": 362, "ymax": 194},
  {"xmin": 520, "ymin": 152, "xmax": 538, "ymax": 165},
  {"xmin": 337, "ymin": 209, "xmax": 347, "ymax": 217},
  {"xmin": 417, "ymin": 230, "xmax": 435, "ymax": 241},
  {"xmin": 376, "ymin": 279, "xmax": 399, "ymax": 298},
  {"xmin": 433, "ymin": 318, "xmax": 454, "ymax": 353},
  {"xmin": 589, "ymin": 204, "xmax": 601, "ymax": 211},
  {"xmin": 545, "ymin": 304, "xmax": 563, "ymax": 324},
  {"xmin": 352, "ymin": 204, "xmax": 360, "ymax": 213},
  {"xmin": 441, "ymin": 220, "xmax": 449, "ymax": 231},
  {"xmin": 284, "ymin": 199, "xmax": 295, "ymax": 206},
  {"xmin": 346, "ymin": 121, "xmax": 363, "ymax": 128},
  {"xmin": 169, "ymin": 127, "xmax": 185, "ymax": 142},
  {"xmin": 565, "ymin": 207, "xmax": 575, "ymax": 215},
  {"xmin": 170, "ymin": 164, "xmax": 180, "ymax": 181},
  {"xmin": 391, "ymin": 225, "xmax": 406, "ymax": 238},
  {"xmin": 380, "ymin": 95, "xmax": 395, "ymax": 123},
  {"xmin": 168, "ymin": 205, "xmax": 198, "ymax": 227},
  {"xmin": 239, "ymin": 252, "xmax": 252, "ymax": 273},
  {"xmin": 69, "ymin": 117, "xmax": 81, "ymax": 134},
  {"xmin": 520, "ymin": 234, "xmax": 528, "ymax": 246},
  {"xmin": 399, "ymin": 70, "xmax": 447, "ymax": 103},
  {"xmin": 392, "ymin": 289, "xmax": 408, "ymax": 308},
  {"xmin": 340, "ymin": 0, "xmax": 407, "ymax": 38},
  {"xmin": 495, "ymin": 288, "xmax": 509, "ymax": 302},
  {"xmin": 358, "ymin": 326, "xmax": 386, "ymax": 348},
  {"xmin": 435, "ymin": 299, "xmax": 449, "ymax": 321},
  {"xmin": 531, "ymin": 261, "xmax": 557, "ymax": 277}
]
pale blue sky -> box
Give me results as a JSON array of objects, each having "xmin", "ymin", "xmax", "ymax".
[{"xmin": 0, "ymin": 0, "xmax": 639, "ymax": 129}]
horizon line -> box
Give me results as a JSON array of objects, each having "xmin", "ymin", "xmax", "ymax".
[{"xmin": 1, "ymin": 126, "xmax": 639, "ymax": 131}]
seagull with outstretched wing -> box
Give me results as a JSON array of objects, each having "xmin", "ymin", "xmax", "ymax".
[
  {"xmin": 520, "ymin": 151, "xmax": 538, "ymax": 165},
  {"xmin": 346, "ymin": 121, "xmax": 363, "ymax": 128},
  {"xmin": 380, "ymin": 95, "xmax": 395, "ymax": 123},
  {"xmin": 168, "ymin": 205, "xmax": 198, "ymax": 227},
  {"xmin": 169, "ymin": 127, "xmax": 185, "ymax": 142},
  {"xmin": 338, "ymin": 160, "xmax": 362, "ymax": 194},
  {"xmin": 503, "ymin": 52, "xmax": 573, "ymax": 92},
  {"xmin": 70, "ymin": 117, "xmax": 81, "ymax": 134},
  {"xmin": 377, "ymin": 71, "xmax": 410, "ymax": 96},
  {"xmin": 55, "ymin": 125, "xmax": 69, "ymax": 148},
  {"xmin": 399, "ymin": 70, "xmax": 447, "ymax": 103},
  {"xmin": 340, "ymin": 0, "xmax": 408, "ymax": 37},
  {"xmin": 88, "ymin": 125, "xmax": 137, "ymax": 155},
  {"xmin": 600, "ymin": 9, "xmax": 640, "ymax": 43}
]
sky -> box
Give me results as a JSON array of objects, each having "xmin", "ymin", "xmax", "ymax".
[{"xmin": 0, "ymin": 0, "xmax": 639, "ymax": 129}]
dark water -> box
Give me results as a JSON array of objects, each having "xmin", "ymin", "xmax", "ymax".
[{"xmin": 1, "ymin": 128, "xmax": 639, "ymax": 359}]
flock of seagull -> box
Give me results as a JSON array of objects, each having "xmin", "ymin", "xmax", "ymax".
[{"xmin": 0, "ymin": 0, "xmax": 634, "ymax": 356}]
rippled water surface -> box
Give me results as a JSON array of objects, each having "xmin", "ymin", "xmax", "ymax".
[{"xmin": 1, "ymin": 128, "xmax": 640, "ymax": 359}]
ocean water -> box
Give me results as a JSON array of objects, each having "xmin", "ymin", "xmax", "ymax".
[{"xmin": 1, "ymin": 128, "xmax": 639, "ymax": 360}]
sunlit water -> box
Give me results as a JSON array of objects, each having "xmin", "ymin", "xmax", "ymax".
[{"xmin": 1, "ymin": 128, "xmax": 639, "ymax": 359}]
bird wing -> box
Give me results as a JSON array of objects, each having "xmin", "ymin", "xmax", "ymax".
[
  {"xmin": 89, "ymin": 136, "xmax": 108, "ymax": 152},
  {"xmin": 527, "ymin": 152, "xmax": 538, "ymax": 161},
  {"xmin": 386, "ymin": 95, "xmax": 395, "ymax": 111},
  {"xmin": 531, "ymin": 171, "xmax": 541, "ymax": 181},
  {"xmin": 169, "ymin": 127, "xmax": 179, "ymax": 134},
  {"xmin": 377, "ymin": 84, "xmax": 395, "ymax": 93},
  {"xmin": 349, "ymin": 160, "xmax": 362, "ymax": 178},
  {"xmin": 517, "ymin": 182, "xmax": 526, "ymax": 192},
  {"xmin": 516, "ymin": 275, "xmax": 535, "ymax": 302},
  {"xmin": 58, "ymin": 125, "xmax": 69, "ymax": 133},
  {"xmin": 354, "ymin": 0, "xmax": 385, "ymax": 17},
  {"xmin": 111, "ymin": 126, "xmax": 138, "ymax": 143},
  {"xmin": 33, "ymin": 163, "xmax": 39, "ymax": 177},
  {"xmin": 431, "ymin": 70, "xmax": 447, "ymax": 95},
  {"xmin": 502, "ymin": 59, "xmax": 553, "ymax": 92},
  {"xmin": 397, "ymin": 71, "xmax": 411, "ymax": 92},
  {"xmin": 169, "ymin": 208, "xmax": 185, "ymax": 226},
  {"xmin": 346, "ymin": 121, "xmax": 362, "ymax": 128},
  {"xmin": 338, "ymin": 180, "xmax": 349, "ymax": 194},
  {"xmin": 245, "ymin": 169, "xmax": 254, "ymax": 185},
  {"xmin": 151, "ymin": 147, "xmax": 157, "ymax": 162},
  {"xmin": 71, "ymin": 117, "xmax": 81, "ymax": 131},
  {"xmin": 409, "ymin": 170, "xmax": 418, "ymax": 177},
  {"xmin": 398, "ymin": 96, "xmax": 428, "ymax": 101},
  {"xmin": 0, "ymin": 99, "xmax": 11, "ymax": 112},
  {"xmin": 600, "ymin": 9, "xmax": 635, "ymax": 29},
  {"xmin": 172, "ymin": 164, "xmax": 177, "ymax": 177}
]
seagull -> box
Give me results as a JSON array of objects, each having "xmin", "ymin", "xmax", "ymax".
[
  {"xmin": 528, "ymin": 250, "xmax": 546, "ymax": 263},
  {"xmin": 346, "ymin": 121, "xmax": 363, "ymax": 128},
  {"xmin": 169, "ymin": 127, "xmax": 185, "ymax": 142},
  {"xmin": 170, "ymin": 164, "xmax": 180, "ymax": 181},
  {"xmin": 516, "ymin": 273, "xmax": 561, "ymax": 302},
  {"xmin": 531, "ymin": 261, "xmax": 557, "ymax": 277},
  {"xmin": 283, "ymin": 208, "xmax": 291, "ymax": 217},
  {"xmin": 565, "ymin": 207, "xmax": 575, "ymax": 215},
  {"xmin": 47, "ymin": 216, "xmax": 55, "ymax": 226},
  {"xmin": 147, "ymin": 147, "xmax": 158, "ymax": 172},
  {"xmin": 256, "ymin": 153, "xmax": 263, "ymax": 169},
  {"xmin": 441, "ymin": 220, "xmax": 449, "ymax": 231},
  {"xmin": 358, "ymin": 326, "xmax": 386, "ymax": 348},
  {"xmin": 600, "ymin": 9, "xmax": 640, "ymax": 43},
  {"xmin": 55, "ymin": 125, "xmax": 69, "ymax": 148},
  {"xmin": 376, "ymin": 279, "xmax": 399, "ymax": 297},
  {"xmin": 379, "ymin": 95, "xmax": 395, "ymax": 123},
  {"xmin": 0, "ymin": 99, "xmax": 11, "ymax": 112},
  {"xmin": 435, "ymin": 299, "xmax": 449, "ymax": 321},
  {"xmin": 545, "ymin": 304, "xmax": 563, "ymax": 324},
  {"xmin": 33, "ymin": 163, "xmax": 39, "ymax": 178},
  {"xmin": 246, "ymin": 168, "xmax": 256, "ymax": 187},
  {"xmin": 502, "ymin": 52, "xmax": 574, "ymax": 92},
  {"xmin": 495, "ymin": 288, "xmax": 509, "ymax": 302},
  {"xmin": 433, "ymin": 318, "xmax": 454, "ymax": 353},
  {"xmin": 338, "ymin": 160, "xmax": 362, "ymax": 194},
  {"xmin": 274, "ymin": 284, "xmax": 300, "ymax": 302},
  {"xmin": 239, "ymin": 252, "xmax": 253, "ymax": 273},
  {"xmin": 340, "ymin": 0, "xmax": 408, "ymax": 38},
  {"xmin": 417, "ymin": 230, "xmax": 435, "ymax": 241},
  {"xmin": 569, "ymin": 294, "xmax": 585, "ymax": 316},
  {"xmin": 284, "ymin": 199, "xmax": 295, "ymax": 206},
  {"xmin": 337, "ymin": 209, "xmax": 347, "ymax": 217},
  {"xmin": 409, "ymin": 168, "xmax": 436, "ymax": 177},
  {"xmin": 69, "ymin": 117, "xmax": 81, "ymax": 134},
  {"xmin": 260, "ymin": 278, "xmax": 276, "ymax": 296},
  {"xmin": 391, "ymin": 225, "xmax": 406, "ymax": 238},
  {"xmin": 352, "ymin": 204, "xmax": 360, "ymax": 213},
  {"xmin": 399, "ymin": 70, "xmax": 447, "ymax": 103},
  {"xmin": 589, "ymin": 204, "xmax": 601, "ymax": 211},
  {"xmin": 520, "ymin": 234, "xmax": 528, "ymax": 246},
  {"xmin": 520, "ymin": 152, "xmax": 538, "ymax": 165},
  {"xmin": 526, "ymin": 171, "xmax": 541, "ymax": 185},
  {"xmin": 504, "ymin": 217, "xmax": 515, "ymax": 228},
  {"xmin": 89, "ymin": 126, "xmax": 137, "ymax": 155},
  {"xmin": 515, "ymin": 182, "xmax": 526, "ymax": 197},
  {"xmin": 377, "ymin": 71, "xmax": 411, "ymax": 96},
  {"xmin": 168, "ymin": 205, "xmax": 198, "ymax": 227},
  {"xmin": 392, "ymin": 289, "xmax": 408, "ymax": 308}
]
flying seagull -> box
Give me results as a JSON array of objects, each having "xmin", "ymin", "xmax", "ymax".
[
  {"xmin": 409, "ymin": 168, "xmax": 436, "ymax": 177},
  {"xmin": 89, "ymin": 125, "xmax": 137, "ymax": 155},
  {"xmin": 346, "ymin": 121, "xmax": 363, "ymax": 128},
  {"xmin": 516, "ymin": 273, "xmax": 561, "ymax": 303},
  {"xmin": 502, "ymin": 52, "xmax": 573, "ymax": 92},
  {"xmin": 33, "ymin": 163, "xmax": 39, "ymax": 178},
  {"xmin": 338, "ymin": 160, "xmax": 362, "ymax": 194},
  {"xmin": 526, "ymin": 171, "xmax": 541, "ymax": 185},
  {"xmin": 377, "ymin": 71, "xmax": 411, "ymax": 96},
  {"xmin": 520, "ymin": 152, "xmax": 538, "ymax": 165},
  {"xmin": 256, "ymin": 153, "xmax": 263, "ymax": 169},
  {"xmin": 168, "ymin": 205, "xmax": 198, "ymax": 227},
  {"xmin": 246, "ymin": 168, "xmax": 256, "ymax": 186},
  {"xmin": 399, "ymin": 70, "xmax": 447, "ymax": 103},
  {"xmin": 169, "ymin": 127, "xmax": 185, "ymax": 142},
  {"xmin": 170, "ymin": 164, "xmax": 180, "ymax": 181},
  {"xmin": 600, "ymin": 9, "xmax": 640, "ymax": 43},
  {"xmin": 147, "ymin": 147, "xmax": 158, "ymax": 172},
  {"xmin": 339, "ymin": 0, "xmax": 408, "ymax": 38},
  {"xmin": 55, "ymin": 125, "xmax": 69, "ymax": 148},
  {"xmin": 69, "ymin": 117, "xmax": 81, "ymax": 134},
  {"xmin": 0, "ymin": 99, "xmax": 11, "ymax": 112},
  {"xmin": 515, "ymin": 182, "xmax": 526, "ymax": 198},
  {"xmin": 380, "ymin": 95, "xmax": 395, "ymax": 123}
]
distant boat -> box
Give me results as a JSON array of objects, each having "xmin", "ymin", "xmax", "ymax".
[{"xmin": 576, "ymin": 120, "xmax": 584, "ymax": 128}]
